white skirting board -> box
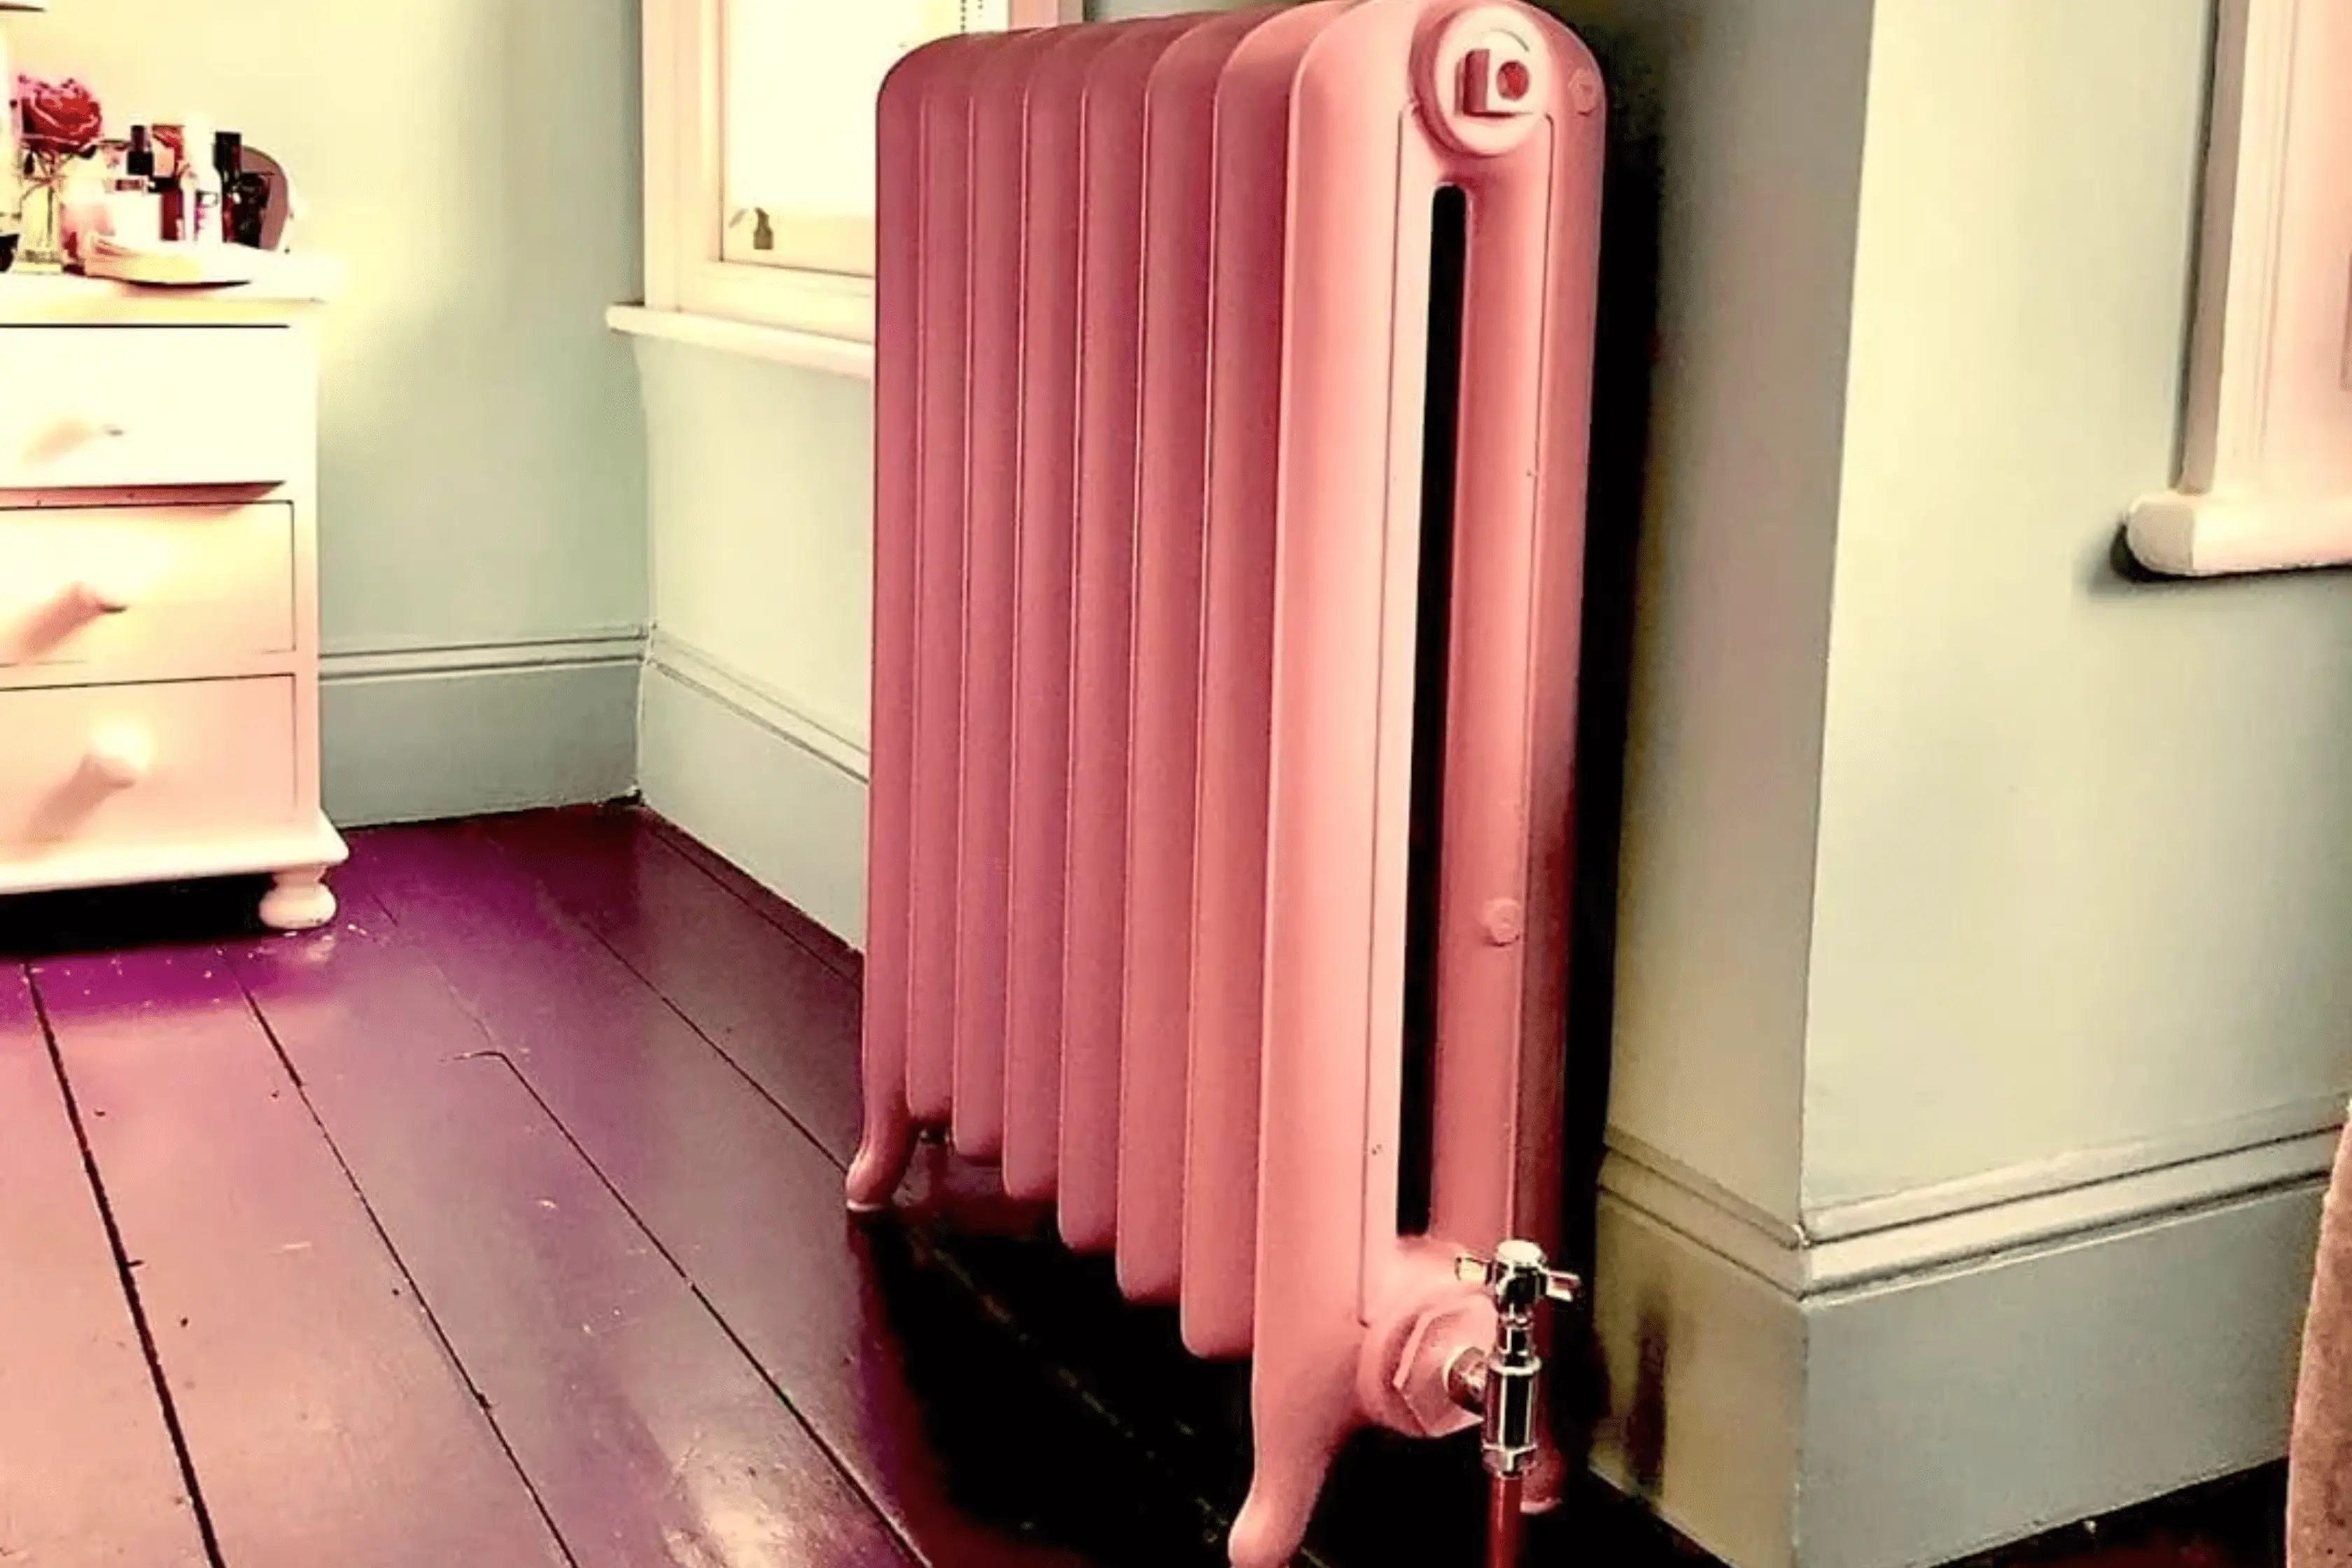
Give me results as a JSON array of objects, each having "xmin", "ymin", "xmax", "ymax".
[
  {"xmin": 636, "ymin": 649, "xmax": 867, "ymax": 944},
  {"xmin": 321, "ymin": 632, "xmax": 643, "ymax": 826},
  {"xmin": 1594, "ymin": 1160, "xmax": 2324, "ymax": 1568}
]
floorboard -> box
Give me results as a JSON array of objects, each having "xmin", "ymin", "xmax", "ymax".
[
  {"xmin": 343, "ymin": 825, "xmax": 1231, "ymax": 1567},
  {"xmin": 0, "ymin": 965, "xmax": 208, "ymax": 1568},
  {"xmin": 637, "ymin": 810, "xmax": 864, "ymax": 985},
  {"xmin": 480, "ymin": 808, "xmax": 867, "ymax": 1165},
  {"xmin": 475, "ymin": 815, "xmax": 1639, "ymax": 1564},
  {"xmin": 230, "ymin": 902, "xmax": 911, "ymax": 1568},
  {"xmin": 0, "ymin": 811, "xmax": 2296, "ymax": 1568},
  {"xmin": 34, "ymin": 946, "xmax": 567, "ymax": 1568}
]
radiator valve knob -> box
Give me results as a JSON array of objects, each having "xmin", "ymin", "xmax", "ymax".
[
  {"xmin": 1452, "ymin": 1240, "xmax": 1581, "ymax": 1480},
  {"xmin": 1456, "ymin": 1240, "xmax": 1580, "ymax": 1312}
]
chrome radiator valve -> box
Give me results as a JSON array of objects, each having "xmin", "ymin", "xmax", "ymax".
[{"xmin": 1450, "ymin": 1240, "xmax": 1580, "ymax": 1478}]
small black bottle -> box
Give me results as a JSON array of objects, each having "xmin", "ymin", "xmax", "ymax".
[{"xmin": 216, "ymin": 130, "xmax": 269, "ymax": 248}]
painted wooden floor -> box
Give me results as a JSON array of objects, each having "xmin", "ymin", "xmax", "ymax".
[{"xmin": 0, "ymin": 807, "xmax": 2292, "ymax": 1567}]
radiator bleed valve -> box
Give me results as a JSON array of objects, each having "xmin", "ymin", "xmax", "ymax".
[{"xmin": 1447, "ymin": 1240, "xmax": 1581, "ymax": 1480}]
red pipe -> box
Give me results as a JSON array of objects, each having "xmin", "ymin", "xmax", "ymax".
[{"xmin": 1486, "ymin": 1471, "xmax": 1525, "ymax": 1568}]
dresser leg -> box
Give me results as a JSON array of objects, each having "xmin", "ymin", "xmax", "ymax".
[{"xmin": 260, "ymin": 868, "xmax": 337, "ymax": 932}]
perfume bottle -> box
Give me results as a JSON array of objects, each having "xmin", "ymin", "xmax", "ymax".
[
  {"xmin": 154, "ymin": 122, "xmax": 186, "ymax": 240},
  {"xmin": 109, "ymin": 125, "xmax": 161, "ymax": 246},
  {"xmin": 216, "ymin": 130, "xmax": 268, "ymax": 248},
  {"xmin": 185, "ymin": 116, "xmax": 223, "ymax": 244}
]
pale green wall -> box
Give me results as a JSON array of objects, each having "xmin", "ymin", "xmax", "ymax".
[
  {"xmin": 640, "ymin": 344, "xmax": 874, "ymax": 755},
  {"xmin": 1575, "ymin": 8, "xmax": 2342, "ymax": 1558},
  {"xmin": 1558, "ymin": 0, "xmax": 2352, "ymax": 1228},
  {"xmin": 1541, "ymin": 0, "xmax": 1877, "ymax": 1223},
  {"xmin": 18, "ymin": 0, "xmax": 648, "ymax": 818},
  {"xmin": 1802, "ymin": 0, "xmax": 2352, "ymax": 1210}
]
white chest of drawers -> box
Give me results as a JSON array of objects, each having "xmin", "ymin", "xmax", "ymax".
[{"xmin": 0, "ymin": 270, "xmax": 346, "ymax": 930}]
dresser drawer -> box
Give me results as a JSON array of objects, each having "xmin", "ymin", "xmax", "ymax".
[
  {"xmin": 0, "ymin": 678, "xmax": 299, "ymax": 855},
  {"xmin": 0, "ymin": 502, "xmax": 295, "ymax": 673},
  {"xmin": 0, "ymin": 327, "xmax": 309, "ymax": 490}
]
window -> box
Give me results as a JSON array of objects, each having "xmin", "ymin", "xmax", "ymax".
[
  {"xmin": 635, "ymin": 0, "xmax": 1069, "ymax": 363},
  {"xmin": 721, "ymin": 1, "xmax": 1013, "ymax": 274},
  {"xmin": 2125, "ymin": 0, "xmax": 2352, "ymax": 577}
]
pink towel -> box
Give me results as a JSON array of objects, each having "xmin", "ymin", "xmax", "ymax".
[{"xmin": 2292, "ymin": 1117, "xmax": 2352, "ymax": 1566}]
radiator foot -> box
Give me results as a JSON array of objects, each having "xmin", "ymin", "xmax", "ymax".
[
  {"xmin": 1228, "ymin": 1395, "xmax": 1348, "ymax": 1568},
  {"xmin": 846, "ymin": 1104, "xmax": 918, "ymax": 1214}
]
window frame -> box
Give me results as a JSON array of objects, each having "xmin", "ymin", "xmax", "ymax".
[
  {"xmin": 638, "ymin": 0, "xmax": 1073, "ymax": 358},
  {"xmin": 2125, "ymin": 0, "xmax": 2352, "ymax": 577}
]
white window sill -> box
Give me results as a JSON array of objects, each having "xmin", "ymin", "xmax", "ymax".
[
  {"xmin": 2124, "ymin": 491, "xmax": 2352, "ymax": 579},
  {"xmin": 605, "ymin": 304, "xmax": 874, "ymax": 380}
]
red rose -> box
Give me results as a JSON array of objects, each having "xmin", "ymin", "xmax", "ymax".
[{"xmin": 17, "ymin": 76, "xmax": 104, "ymax": 160}]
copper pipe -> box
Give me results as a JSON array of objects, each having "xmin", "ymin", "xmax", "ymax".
[{"xmin": 1486, "ymin": 1471, "xmax": 1525, "ymax": 1568}]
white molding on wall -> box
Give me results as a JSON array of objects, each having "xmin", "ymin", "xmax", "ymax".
[
  {"xmin": 1595, "ymin": 1179, "xmax": 2323, "ymax": 1568},
  {"xmin": 1606, "ymin": 1087, "xmax": 2346, "ymax": 1293},
  {"xmin": 638, "ymin": 654, "xmax": 867, "ymax": 943},
  {"xmin": 321, "ymin": 627, "xmax": 647, "ymax": 680},
  {"xmin": 320, "ymin": 629, "xmax": 644, "ymax": 827},
  {"xmin": 2125, "ymin": 0, "xmax": 2352, "ymax": 576},
  {"xmin": 643, "ymin": 627, "xmax": 870, "ymax": 779},
  {"xmin": 1803, "ymin": 1090, "xmax": 2347, "ymax": 1241}
]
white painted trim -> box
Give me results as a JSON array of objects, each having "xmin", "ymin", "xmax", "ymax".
[
  {"xmin": 641, "ymin": 0, "xmax": 685, "ymax": 312},
  {"xmin": 319, "ymin": 630, "xmax": 645, "ymax": 825},
  {"xmin": 2122, "ymin": 490, "xmax": 2352, "ymax": 577},
  {"xmin": 320, "ymin": 628, "xmax": 646, "ymax": 681},
  {"xmin": 1605, "ymin": 1088, "xmax": 2348, "ymax": 1292},
  {"xmin": 1803, "ymin": 1091, "xmax": 2348, "ymax": 1240},
  {"xmin": 638, "ymin": 0, "xmax": 1061, "ymax": 338},
  {"xmin": 1600, "ymin": 1142, "xmax": 1810, "ymax": 1287},
  {"xmin": 1594, "ymin": 1177, "xmax": 2323, "ymax": 1568},
  {"xmin": 643, "ymin": 0, "xmax": 874, "ymax": 332},
  {"xmin": 606, "ymin": 304, "xmax": 876, "ymax": 379},
  {"xmin": 677, "ymin": 264, "xmax": 878, "ymax": 344},
  {"xmin": 638, "ymin": 657, "xmax": 867, "ymax": 942},
  {"xmin": 321, "ymin": 645, "xmax": 640, "ymax": 827},
  {"xmin": 2124, "ymin": 0, "xmax": 2352, "ymax": 576},
  {"xmin": 643, "ymin": 628, "xmax": 869, "ymax": 778}
]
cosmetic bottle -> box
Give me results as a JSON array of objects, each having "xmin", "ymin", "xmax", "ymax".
[
  {"xmin": 185, "ymin": 116, "xmax": 223, "ymax": 244},
  {"xmin": 216, "ymin": 130, "xmax": 267, "ymax": 248},
  {"xmin": 109, "ymin": 126, "xmax": 160, "ymax": 246},
  {"xmin": 155, "ymin": 124, "xmax": 186, "ymax": 240}
]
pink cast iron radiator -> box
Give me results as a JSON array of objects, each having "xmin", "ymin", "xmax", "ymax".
[{"xmin": 850, "ymin": 3, "xmax": 1604, "ymax": 1563}]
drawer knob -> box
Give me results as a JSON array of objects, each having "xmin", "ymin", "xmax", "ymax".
[
  {"xmin": 1, "ymin": 578, "xmax": 133, "ymax": 664},
  {"xmin": 68, "ymin": 578, "xmax": 132, "ymax": 616},
  {"xmin": 83, "ymin": 724, "xmax": 154, "ymax": 790},
  {"xmin": 22, "ymin": 416, "xmax": 130, "ymax": 469}
]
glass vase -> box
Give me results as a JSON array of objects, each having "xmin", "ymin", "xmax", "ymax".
[{"xmin": 15, "ymin": 155, "xmax": 64, "ymax": 272}]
